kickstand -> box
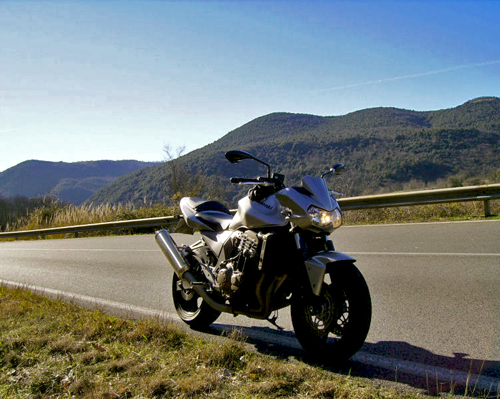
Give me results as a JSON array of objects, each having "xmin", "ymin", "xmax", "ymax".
[{"xmin": 267, "ymin": 311, "xmax": 284, "ymax": 330}]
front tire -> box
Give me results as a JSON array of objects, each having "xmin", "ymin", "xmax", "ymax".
[
  {"xmin": 291, "ymin": 262, "xmax": 371, "ymax": 363},
  {"xmin": 172, "ymin": 273, "xmax": 221, "ymax": 329}
]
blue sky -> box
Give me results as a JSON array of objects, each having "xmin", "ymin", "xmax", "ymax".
[{"xmin": 1, "ymin": 0, "xmax": 499, "ymax": 172}]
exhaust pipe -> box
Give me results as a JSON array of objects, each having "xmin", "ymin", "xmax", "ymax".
[
  {"xmin": 155, "ymin": 229, "xmax": 190, "ymax": 278},
  {"xmin": 155, "ymin": 229, "xmax": 232, "ymax": 314}
]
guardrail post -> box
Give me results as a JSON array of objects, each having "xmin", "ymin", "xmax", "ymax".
[{"xmin": 484, "ymin": 199, "xmax": 492, "ymax": 217}]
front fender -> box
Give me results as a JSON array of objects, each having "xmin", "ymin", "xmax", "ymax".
[{"xmin": 304, "ymin": 251, "xmax": 356, "ymax": 296}]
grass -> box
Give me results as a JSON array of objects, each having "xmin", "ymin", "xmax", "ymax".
[
  {"xmin": 19, "ymin": 202, "xmax": 178, "ymax": 231},
  {"xmin": 3, "ymin": 202, "xmax": 179, "ymax": 240},
  {"xmin": 0, "ymin": 286, "xmax": 430, "ymax": 399},
  {"xmin": 343, "ymin": 200, "xmax": 499, "ymax": 225},
  {"xmin": 3, "ymin": 199, "xmax": 499, "ymax": 242}
]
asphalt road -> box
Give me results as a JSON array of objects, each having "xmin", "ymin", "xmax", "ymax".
[{"xmin": 1, "ymin": 220, "xmax": 499, "ymax": 393}]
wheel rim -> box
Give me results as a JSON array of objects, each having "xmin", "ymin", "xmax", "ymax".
[
  {"xmin": 304, "ymin": 286, "xmax": 349, "ymax": 340},
  {"xmin": 172, "ymin": 275, "xmax": 203, "ymax": 320}
]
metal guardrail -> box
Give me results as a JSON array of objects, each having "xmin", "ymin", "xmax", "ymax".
[
  {"xmin": 338, "ymin": 184, "xmax": 500, "ymax": 215},
  {"xmin": 1, "ymin": 184, "xmax": 499, "ymax": 239},
  {"xmin": 0, "ymin": 216, "xmax": 180, "ymax": 240}
]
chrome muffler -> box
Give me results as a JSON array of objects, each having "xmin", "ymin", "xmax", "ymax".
[
  {"xmin": 155, "ymin": 229, "xmax": 232, "ymax": 314},
  {"xmin": 155, "ymin": 229, "xmax": 190, "ymax": 278}
]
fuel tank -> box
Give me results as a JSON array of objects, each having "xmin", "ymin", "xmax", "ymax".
[{"xmin": 229, "ymin": 194, "xmax": 287, "ymax": 230}]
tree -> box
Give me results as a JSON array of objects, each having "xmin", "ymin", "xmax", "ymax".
[{"xmin": 163, "ymin": 144, "xmax": 204, "ymax": 202}]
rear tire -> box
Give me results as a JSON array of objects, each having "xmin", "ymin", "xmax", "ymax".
[
  {"xmin": 291, "ymin": 262, "xmax": 371, "ymax": 363},
  {"xmin": 172, "ymin": 273, "xmax": 221, "ymax": 329}
]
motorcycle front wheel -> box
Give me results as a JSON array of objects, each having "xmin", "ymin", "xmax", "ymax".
[
  {"xmin": 172, "ymin": 273, "xmax": 221, "ymax": 329},
  {"xmin": 291, "ymin": 261, "xmax": 371, "ymax": 363}
]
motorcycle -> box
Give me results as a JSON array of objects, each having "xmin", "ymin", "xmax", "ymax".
[{"xmin": 156, "ymin": 150, "xmax": 371, "ymax": 362}]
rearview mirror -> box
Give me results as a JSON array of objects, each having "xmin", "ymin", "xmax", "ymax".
[
  {"xmin": 321, "ymin": 163, "xmax": 345, "ymax": 178},
  {"xmin": 332, "ymin": 163, "xmax": 345, "ymax": 175},
  {"xmin": 225, "ymin": 150, "xmax": 271, "ymax": 178},
  {"xmin": 225, "ymin": 150, "xmax": 255, "ymax": 164}
]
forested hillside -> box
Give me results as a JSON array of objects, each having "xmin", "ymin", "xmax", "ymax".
[
  {"xmin": 0, "ymin": 160, "xmax": 158, "ymax": 205},
  {"xmin": 87, "ymin": 97, "xmax": 500, "ymax": 207}
]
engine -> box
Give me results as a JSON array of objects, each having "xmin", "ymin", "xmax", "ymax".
[{"xmin": 216, "ymin": 231, "xmax": 260, "ymax": 297}]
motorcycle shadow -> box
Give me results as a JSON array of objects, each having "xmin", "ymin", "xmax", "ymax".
[
  {"xmin": 199, "ymin": 323, "xmax": 500, "ymax": 397},
  {"xmin": 357, "ymin": 341, "xmax": 500, "ymax": 395}
]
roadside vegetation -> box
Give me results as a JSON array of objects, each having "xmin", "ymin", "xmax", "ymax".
[
  {"xmin": 1, "ymin": 199, "xmax": 178, "ymax": 239},
  {"xmin": 343, "ymin": 200, "xmax": 499, "ymax": 225},
  {"xmin": 1, "ymin": 196, "xmax": 498, "ymax": 241},
  {"xmin": 1, "ymin": 285, "xmax": 430, "ymax": 399}
]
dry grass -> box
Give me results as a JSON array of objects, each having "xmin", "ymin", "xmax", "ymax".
[
  {"xmin": 3, "ymin": 196, "xmax": 498, "ymax": 242},
  {"xmin": 343, "ymin": 200, "xmax": 500, "ymax": 225},
  {"xmin": 5, "ymin": 202, "xmax": 178, "ymax": 239},
  {"xmin": 1, "ymin": 286, "xmax": 430, "ymax": 399}
]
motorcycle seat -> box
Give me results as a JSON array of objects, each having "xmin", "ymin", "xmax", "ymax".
[
  {"xmin": 180, "ymin": 197, "xmax": 233, "ymax": 232},
  {"xmin": 182, "ymin": 197, "xmax": 232, "ymax": 215},
  {"xmin": 195, "ymin": 211, "xmax": 233, "ymax": 232}
]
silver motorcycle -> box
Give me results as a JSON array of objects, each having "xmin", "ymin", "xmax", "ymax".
[{"xmin": 156, "ymin": 150, "xmax": 371, "ymax": 362}]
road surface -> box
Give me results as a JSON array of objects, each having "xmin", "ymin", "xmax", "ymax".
[{"xmin": 1, "ymin": 219, "xmax": 499, "ymax": 393}]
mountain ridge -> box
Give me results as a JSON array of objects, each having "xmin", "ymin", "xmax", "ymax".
[
  {"xmin": 3, "ymin": 97, "xmax": 499, "ymax": 207},
  {"xmin": 86, "ymin": 97, "xmax": 500, "ymax": 206},
  {"xmin": 0, "ymin": 160, "xmax": 159, "ymax": 205}
]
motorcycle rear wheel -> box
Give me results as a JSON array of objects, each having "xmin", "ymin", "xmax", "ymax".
[
  {"xmin": 172, "ymin": 273, "xmax": 221, "ymax": 329},
  {"xmin": 291, "ymin": 261, "xmax": 371, "ymax": 363}
]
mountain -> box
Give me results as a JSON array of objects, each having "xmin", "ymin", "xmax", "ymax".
[
  {"xmin": 0, "ymin": 160, "xmax": 159, "ymax": 205},
  {"xmin": 87, "ymin": 97, "xmax": 500, "ymax": 206}
]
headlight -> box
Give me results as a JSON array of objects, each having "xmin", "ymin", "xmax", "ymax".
[{"xmin": 307, "ymin": 206, "xmax": 342, "ymax": 229}]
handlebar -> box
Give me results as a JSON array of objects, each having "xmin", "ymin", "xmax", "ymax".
[
  {"xmin": 230, "ymin": 176, "xmax": 282, "ymax": 185},
  {"xmin": 230, "ymin": 177, "xmax": 260, "ymax": 184}
]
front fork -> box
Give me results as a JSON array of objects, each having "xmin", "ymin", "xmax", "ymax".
[{"xmin": 294, "ymin": 233, "xmax": 356, "ymax": 297}]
